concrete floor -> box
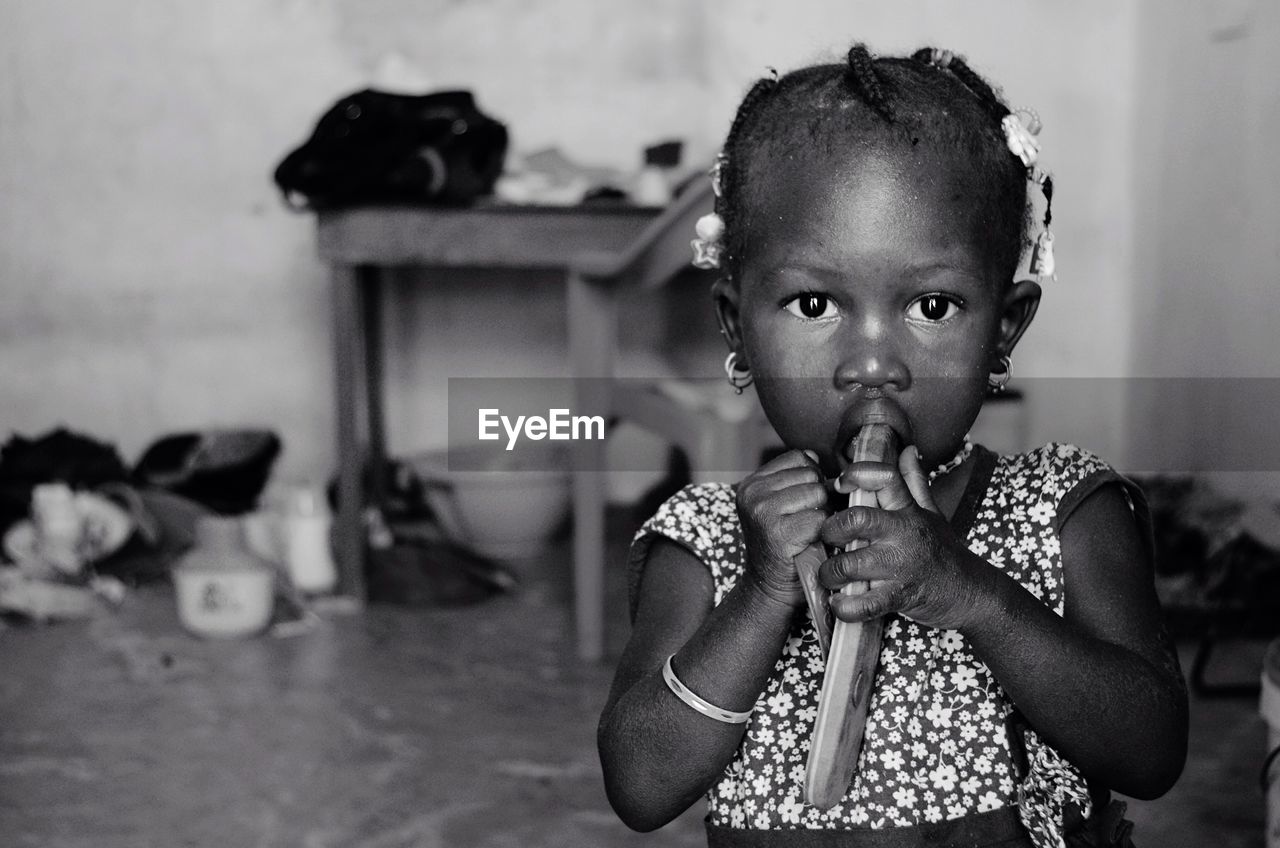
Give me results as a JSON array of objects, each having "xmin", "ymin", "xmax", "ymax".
[{"xmin": 0, "ymin": 512, "xmax": 1271, "ymax": 847}]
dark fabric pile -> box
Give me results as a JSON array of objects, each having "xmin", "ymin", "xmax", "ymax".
[
  {"xmin": 0, "ymin": 427, "xmax": 279, "ymax": 586},
  {"xmin": 1136, "ymin": 474, "xmax": 1280, "ymax": 634}
]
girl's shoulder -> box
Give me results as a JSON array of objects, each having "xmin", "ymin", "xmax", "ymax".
[
  {"xmin": 993, "ymin": 442, "xmax": 1145, "ymax": 533},
  {"xmin": 626, "ymin": 482, "xmax": 743, "ymax": 619},
  {"xmin": 999, "ymin": 441, "xmax": 1113, "ymax": 478},
  {"xmin": 638, "ymin": 481, "xmax": 739, "ymax": 540}
]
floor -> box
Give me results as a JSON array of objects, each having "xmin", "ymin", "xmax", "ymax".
[{"xmin": 0, "ymin": 510, "xmax": 1272, "ymax": 848}]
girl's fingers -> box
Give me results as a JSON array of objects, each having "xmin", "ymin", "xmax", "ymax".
[
  {"xmin": 833, "ymin": 460, "xmax": 894, "ymax": 494},
  {"xmin": 779, "ymin": 508, "xmax": 827, "ymax": 545},
  {"xmin": 739, "ymin": 453, "xmax": 826, "ymax": 513},
  {"xmin": 755, "ymin": 448, "xmax": 821, "ymax": 476},
  {"xmin": 817, "ymin": 546, "xmax": 895, "ymax": 588},
  {"xmin": 770, "ymin": 481, "xmax": 829, "ymax": 515},
  {"xmin": 739, "ymin": 480, "xmax": 826, "ymax": 526},
  {"xmin": 898, "ymin": 447, "xmax": 940, "ymax": 514},
  {"xmin": 829, "ymin": 582, "xmax": 903, "ymax": 622},
  {"xmin": 819, "ymin": 505, "xmax": 896, "ymax": 548},
  {"xmin": 836, "ymin": 461, "xmax": 915, "ymax": 511},
  {"xmin": 760, "ymin": 466, "xmax": 826, "ymax": 493}
]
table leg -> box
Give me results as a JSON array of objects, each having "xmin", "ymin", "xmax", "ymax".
[
  {"xmin": 332, "ymin": 263, "xmax": 368, "ymax": 600},
  {"xmin": 362, "ymin": 266, "xmax": 388, "ymax": 510},
  {"xmin": 568, "ymin": 271, "xmax": 616, "ymax": 663}
]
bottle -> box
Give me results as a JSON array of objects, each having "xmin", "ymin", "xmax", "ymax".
[
  {"xmin": 174, "ymin": 515, "xmax": 275, "ymax": 638},
  {"xmin": 282, "ymin": 485, "xmax": 338, "ymax": 594},
  {"xmin": 32, "ymin": 482, "xmax": 83, "ymax": 575}
]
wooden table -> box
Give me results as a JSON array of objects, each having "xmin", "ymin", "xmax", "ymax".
[{"xmin": 316, "ymin": 202, "xmax": 659, "ymax": 653}]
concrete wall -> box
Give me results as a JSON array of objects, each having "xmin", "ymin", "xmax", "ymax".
[
  {"xmin": 0, "ymin": 1, "xmax": 1188, "ymax": 495},
  {"xmin": 1131, "ymin": 0, "xmax": 1280, "ymax": 496}
]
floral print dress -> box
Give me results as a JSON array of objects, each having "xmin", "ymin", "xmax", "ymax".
[{"xmin": 628, "ymin": 444, "xmax": 1144, "ymax": 848}]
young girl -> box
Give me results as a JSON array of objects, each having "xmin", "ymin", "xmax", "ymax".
[{"xmin": 597, "ymin": 44, "xmax": 1188, "ymax": 848}]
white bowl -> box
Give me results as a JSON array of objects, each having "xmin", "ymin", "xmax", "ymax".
[{"xmin": 411, "ymin": 445, "xmax": 571, "ymax": 560}]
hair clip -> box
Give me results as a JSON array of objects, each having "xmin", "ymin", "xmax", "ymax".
[
  {"xmin": 1001, "ymin": 108, "xmax": 1042, "ymax": 167},
  {"xmin": 709, "ymin": 152, "xmax": 728, "ymax": 200},
  {"xmin": 691, "ymin": 212, "xmax": 726, "ymax": 269},
  {"xmin": 1014, "ymin": 107, "xmax": 1042, "ymax": 136},
  {"xmin": 1030, "ymin": 230, "xmax": 1055, "ymax": 279},
  {"xmin": 999, "ymin": 109, "xmax": 1056, "ymax": 280},
  {"xmin": 929, "ymin": 48, "xmax": 954, "ymax": 68}
]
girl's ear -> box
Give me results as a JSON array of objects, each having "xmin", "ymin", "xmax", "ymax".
[
  {"xmin": 711, "ymin": 277, "xmax": 748, "ymax": 364},
  {"xmin": 995, "ymin": 278, "xmax": 1042, "ymax": 360}
]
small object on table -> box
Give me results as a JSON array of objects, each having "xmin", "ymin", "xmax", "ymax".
[{"xmin": 632, "ymin": 139, "xmax": 684, "ymax": 207}]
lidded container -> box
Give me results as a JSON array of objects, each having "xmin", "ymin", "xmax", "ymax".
[
  {"xmin": 173, "ymin": 515, "xmax": 275, "ymax": 638},
  {"xmin": 281, "ymin": 485, "xmax": 338, "ymax": 594}
]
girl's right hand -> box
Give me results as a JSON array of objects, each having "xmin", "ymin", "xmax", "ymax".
[{"xmin": 735, "ymin": 449, "xmax": 829, "ymax": 609}]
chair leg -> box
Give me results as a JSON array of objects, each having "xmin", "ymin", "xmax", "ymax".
[
  {"xmin": 571, "ymin": 445, "xmax": 607, "ymax": 663},
  {"xmin": 567, "ymin": 270, "xmax": 616, "ymax": 663}
]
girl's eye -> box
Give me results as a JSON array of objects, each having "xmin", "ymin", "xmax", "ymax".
[
  {"xmin": 906, "ymin": 294, "xmax": 963, "ymax": 323},
  {"xmin": 783, "ymin": 293, "xmax": 837, "ymax": 320}
]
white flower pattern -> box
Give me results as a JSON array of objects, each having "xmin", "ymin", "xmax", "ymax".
[{"xmin": 629, "ymin": 444, "xmax": 1119, "ymax": 847}]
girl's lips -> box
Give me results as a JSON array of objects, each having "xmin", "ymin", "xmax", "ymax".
[{"xmin": 836, "ymin": 396, "xmax": 914, "ymax": 462}]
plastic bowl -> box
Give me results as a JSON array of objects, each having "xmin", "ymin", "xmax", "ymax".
[{"xmin": 411, "ymin": 445, "xmax": 571, "ymax": 560}]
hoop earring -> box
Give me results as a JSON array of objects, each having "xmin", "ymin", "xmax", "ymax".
[
  {"xmin": 724, "ymin": 351, "xmax": 753, "ymax": 394},
  {"xmin": 988, "ymin": 355, "xmax": 1012, "ymax": 394}
]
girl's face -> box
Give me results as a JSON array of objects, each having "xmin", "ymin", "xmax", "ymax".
[{"xmin": 717, "ymin": 145, "xmax": 1040, "ymax": 476}]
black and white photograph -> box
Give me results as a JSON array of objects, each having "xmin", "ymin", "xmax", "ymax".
[{"xmin": 2, "ymin": 2, "xmax": 1278, "ymax": 846}]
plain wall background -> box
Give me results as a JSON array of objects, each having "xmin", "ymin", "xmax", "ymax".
[
  {"xmin": 0, "ymin": 0, "xmax": 1274, "ymax": 498},
  {"xmin": 1131, "ymin": 0, "xmax": 1280, "ymax": 500}
]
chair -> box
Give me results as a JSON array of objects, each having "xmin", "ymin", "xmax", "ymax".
[{"xmin": 566, "ymin": 180, "xmax": 774, "ymax": 661}]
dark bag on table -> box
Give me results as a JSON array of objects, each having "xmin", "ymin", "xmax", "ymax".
[{"xmin": 273, "ymin": 89, "xmax": 508, "ymax": 209}]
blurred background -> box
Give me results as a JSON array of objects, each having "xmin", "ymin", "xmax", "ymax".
[
  {"xmin": 2, "ymin": 1, "xmax": 1278, "ymax": 846},
  {"xmin": 3, "ymin": 0, "xmax": 1277, "ymax": 493}
]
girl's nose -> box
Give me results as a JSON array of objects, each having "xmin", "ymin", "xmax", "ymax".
[{"xmin": 833, "ymin": 322, "xmax": 911, "ymax": 391}]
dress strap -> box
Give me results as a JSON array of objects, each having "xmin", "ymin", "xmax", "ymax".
[{"xmin": 948, "ymin": 443, "xmax": 999, "ymax": 538}]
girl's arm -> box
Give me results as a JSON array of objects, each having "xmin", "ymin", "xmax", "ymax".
[
  {"xmin": 961, "ymin": 482, "xmax": 1187, "ymax": 799},
  {"xmin": 820, "ymin": 453, "xmax": 1188, "ymax": 800},
  {"xmin": 597, "ymin": 538, "xmax": 795, "ymax": 831},
  {"xmin": 599, "ymin": 449, "xmax": 828, "ymax": 831}
]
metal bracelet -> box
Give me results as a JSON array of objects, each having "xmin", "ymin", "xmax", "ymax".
[{"xmin": 662, "ymin": 654, "xmax": 753, "ymax": 725}]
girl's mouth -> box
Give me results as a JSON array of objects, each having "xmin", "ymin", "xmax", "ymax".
[{"xmin": 835, "ymin": 396, "xmax": 914, "ymax": 463}]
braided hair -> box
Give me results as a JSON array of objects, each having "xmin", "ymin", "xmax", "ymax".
[{"xmin": 716, "ymin": 43, "xmax": 1034, "ymax": 284}]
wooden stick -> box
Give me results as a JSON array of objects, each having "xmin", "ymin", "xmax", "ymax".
[
  {"xmin": 803, "ymin": 423, "xmax": 898, "ymax": 810},
  {"xmin": 794, "ymin": 543, "xmax": 833, "ymax": 660}
]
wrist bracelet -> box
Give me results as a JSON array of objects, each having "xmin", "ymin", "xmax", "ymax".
[{"xmin": 662, "ymin": 654, "xmax": 754, "ymax": 725}]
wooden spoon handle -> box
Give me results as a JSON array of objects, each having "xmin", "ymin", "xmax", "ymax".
[
  {"xmin": 794, "ymin": 542, "xmax": 833, "ymax": 659},
  {"xmin": 804, "ymin": 423, "xmax": 898, "ymax": 810}
]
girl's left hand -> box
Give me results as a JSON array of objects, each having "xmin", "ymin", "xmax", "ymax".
[{"xmin": 818, "ymin": 447, "xmax": 990, "ymax": 631}]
